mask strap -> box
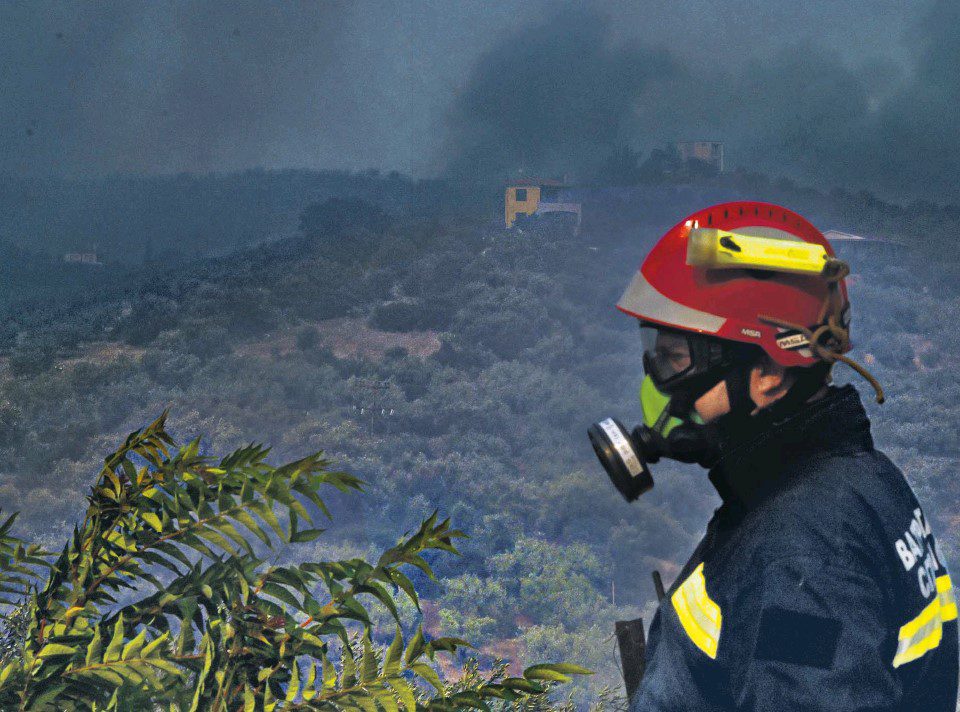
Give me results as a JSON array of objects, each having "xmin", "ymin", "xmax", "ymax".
[
  {"xmin": 761, "ymin": 361, "xmax": 832, "ymax": 422},
  {"xmin": 664, "ymin": 389, "xmax": 696, "ymax": 419},
  {"xmin": 724, "ymin": 358, "xmax": 755, "ymax": 418}
]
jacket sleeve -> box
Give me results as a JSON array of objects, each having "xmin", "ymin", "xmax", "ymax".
[{"xmin": 727, "ymin": 556, "xmax": 902, "ymax": 712}]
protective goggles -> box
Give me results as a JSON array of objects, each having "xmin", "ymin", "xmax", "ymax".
[{"xmin": 640, "ymin": 324, "xmax": 736, "ymax": 395}]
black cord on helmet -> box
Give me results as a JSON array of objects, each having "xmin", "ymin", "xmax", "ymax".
[{"xmin": 758, "ymin": 257, "xmax": 885, "ymax": 404}]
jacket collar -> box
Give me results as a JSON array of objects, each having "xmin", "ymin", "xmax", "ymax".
[{"xmin": 708, "ymin": 385, "xmax": 874, "ymax": 511}]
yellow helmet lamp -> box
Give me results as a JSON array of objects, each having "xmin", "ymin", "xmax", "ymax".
[{"xmin": 686, "ymin": 227, "xmax": 846, "ymax": 277}]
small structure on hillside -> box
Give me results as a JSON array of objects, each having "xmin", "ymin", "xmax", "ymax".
[
  {"xmin": 63, "ymin": 251, "xmax": 102, "ymax": 266},
  {"xmin": 675, "ymin": 141, "xmax": 724, "ymax": 173},
  {"xmin": 504, "ymin": 179, "xmax": 582, "ymax": 233}
]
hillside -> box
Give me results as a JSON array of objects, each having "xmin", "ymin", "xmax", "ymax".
[
  {"xmin": 0, "ymin": 169, "xmax": 449, "ymax": 264},
  {"xmin": 1, "ymin": 172, "xmax": 959, "ymax": 702}
]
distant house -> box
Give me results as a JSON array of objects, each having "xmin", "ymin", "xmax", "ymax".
[
  {"xmin": 675, "ymin": 141, "xmax": 724, "ymax": 173},
  {"xmin": 504, "ymin": 178, "xmax": 582, "ymax": 232},
  {"xmin": 63, "ymin": 251, "xmax": 102, "ymax": 266}
]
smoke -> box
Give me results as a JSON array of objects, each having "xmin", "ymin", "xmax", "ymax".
[
  {"xmin": 442, "ymin": 1, "xmax": 960, "ymax": 204},
  {"xmin": 443, "ymin": 9, "xmax": 677, "ymax": 181},
  {"xmin": 847, "ymin": 0, "xmax": 960, "ymax": 201},
  {"xmin": 707, "ymin": 1, "xmax": 960, "ymax": 204},
  {"xmin": 0, "ymin": 0, "xmax": 540, "ymax": 178},
  {"xmin": 3, "ymin": 0, "xmax": 960, "ymax": 204},
  {"xmin": 0, "ymin": 1, "xmax": 353, "ymax": 176}
]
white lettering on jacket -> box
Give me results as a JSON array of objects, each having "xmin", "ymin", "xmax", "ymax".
[{"xmin": 894, "ymin": 508, "xmax": 942, "ymax": 599}]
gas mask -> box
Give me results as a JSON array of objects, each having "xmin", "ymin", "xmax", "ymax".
[{"xmin": 589, "ymin": 325, "xmax": 747, "ymax": 502}]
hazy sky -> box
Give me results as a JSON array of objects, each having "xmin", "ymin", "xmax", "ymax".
[{"xmin": 2, "ymin": 0, "xmax": 957, "ymax": 202}]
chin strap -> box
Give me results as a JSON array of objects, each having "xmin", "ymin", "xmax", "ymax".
[{"xmin": 759, "ymin": 258, "xmax": 885, "ymax": 404}]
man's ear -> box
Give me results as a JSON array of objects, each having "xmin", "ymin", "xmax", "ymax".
[{"xmin": 749, "ymin": 355, "xmax": 792, "ymax": 411}]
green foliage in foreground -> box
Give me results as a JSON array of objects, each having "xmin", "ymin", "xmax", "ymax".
[{"xmin": 0, "ymin": 414, "xmax": 589, "ymax": 711}]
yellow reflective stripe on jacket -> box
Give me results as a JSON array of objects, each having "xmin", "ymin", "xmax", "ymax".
[
  {"xmin": 892, "ymin": 574, "xmax": 956, "ymax": 668},
  {"xmin": 671, "ymin": 562, "xmax": 722, "ymax": 659},
  {"xmin": 938, "ymin": 574, "xmax": 957, "ymax": 622}
]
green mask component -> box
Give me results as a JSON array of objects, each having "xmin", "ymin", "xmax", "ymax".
[{"xmin": 640, "ymin": 375, "xmax": 704, "ymax": 437}]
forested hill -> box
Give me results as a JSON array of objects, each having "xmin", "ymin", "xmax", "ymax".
[
  {"xmin": 0, "ymin": 169, "xmax": 450, "ymax": 263},
  {"xmin": 1, "ymin": 171, "xmax": 958, "ymax": 702}
]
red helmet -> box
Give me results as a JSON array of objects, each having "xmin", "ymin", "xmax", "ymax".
[{"xmin": 617, "ymin": 201, "xmax": 850, "ymax": 369}]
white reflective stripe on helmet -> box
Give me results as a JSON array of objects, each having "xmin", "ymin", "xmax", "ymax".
[{"xmin": 617, "ymin": 269, "xmax": 726, "ymax": 333}]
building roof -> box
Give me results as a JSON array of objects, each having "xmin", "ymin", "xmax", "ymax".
[{"xmin": 505, "ymin": 177, "xmax": 569, "ymax": 188}]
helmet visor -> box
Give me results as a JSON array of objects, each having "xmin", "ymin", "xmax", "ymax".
[{"xmin": 641, "ymin": 326, "xmax": 694, "ymax": 385}]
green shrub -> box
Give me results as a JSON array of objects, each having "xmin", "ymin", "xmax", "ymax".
[{"xmin": 0, "ymin": 414, "xmax": 589, "ymax": 710}]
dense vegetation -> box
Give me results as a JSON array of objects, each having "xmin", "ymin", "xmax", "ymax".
[
  {"xmin": 0, "ymin": 413, "xmax": 589, "ymax": 710},
  {"xmin": 0, "ymin": 170, "xmax": 452, "ymax": 264},
  {"xmin": 0, "ymin": 168, "xmax": 958, "ymax": 704}
]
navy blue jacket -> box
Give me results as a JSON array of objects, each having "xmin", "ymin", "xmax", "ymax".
[{"xmin": 632, "ymin": 385, "xmax": 958, "ymax": 711}]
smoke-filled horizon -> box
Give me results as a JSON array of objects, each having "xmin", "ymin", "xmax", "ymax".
[{"xmin": 3, "ymin": 0, "xmax": 959, "ymax": 203}]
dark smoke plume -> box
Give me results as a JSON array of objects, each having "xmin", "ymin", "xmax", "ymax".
[
  {"xmin": 443, "ymin": 9, "xmax": 677, "ymax": 182},
  {"xmin": 3, "ymin": 1, "xmax": 960, "ymax": 204},
  {"xmin": 443, "ymin": 1, "xmax": 960, "ymax": 205}
]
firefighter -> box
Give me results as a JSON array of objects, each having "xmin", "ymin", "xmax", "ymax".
[{"xmin": 604, "ymin": 202, "xmax": 958, "ymax": 710}]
